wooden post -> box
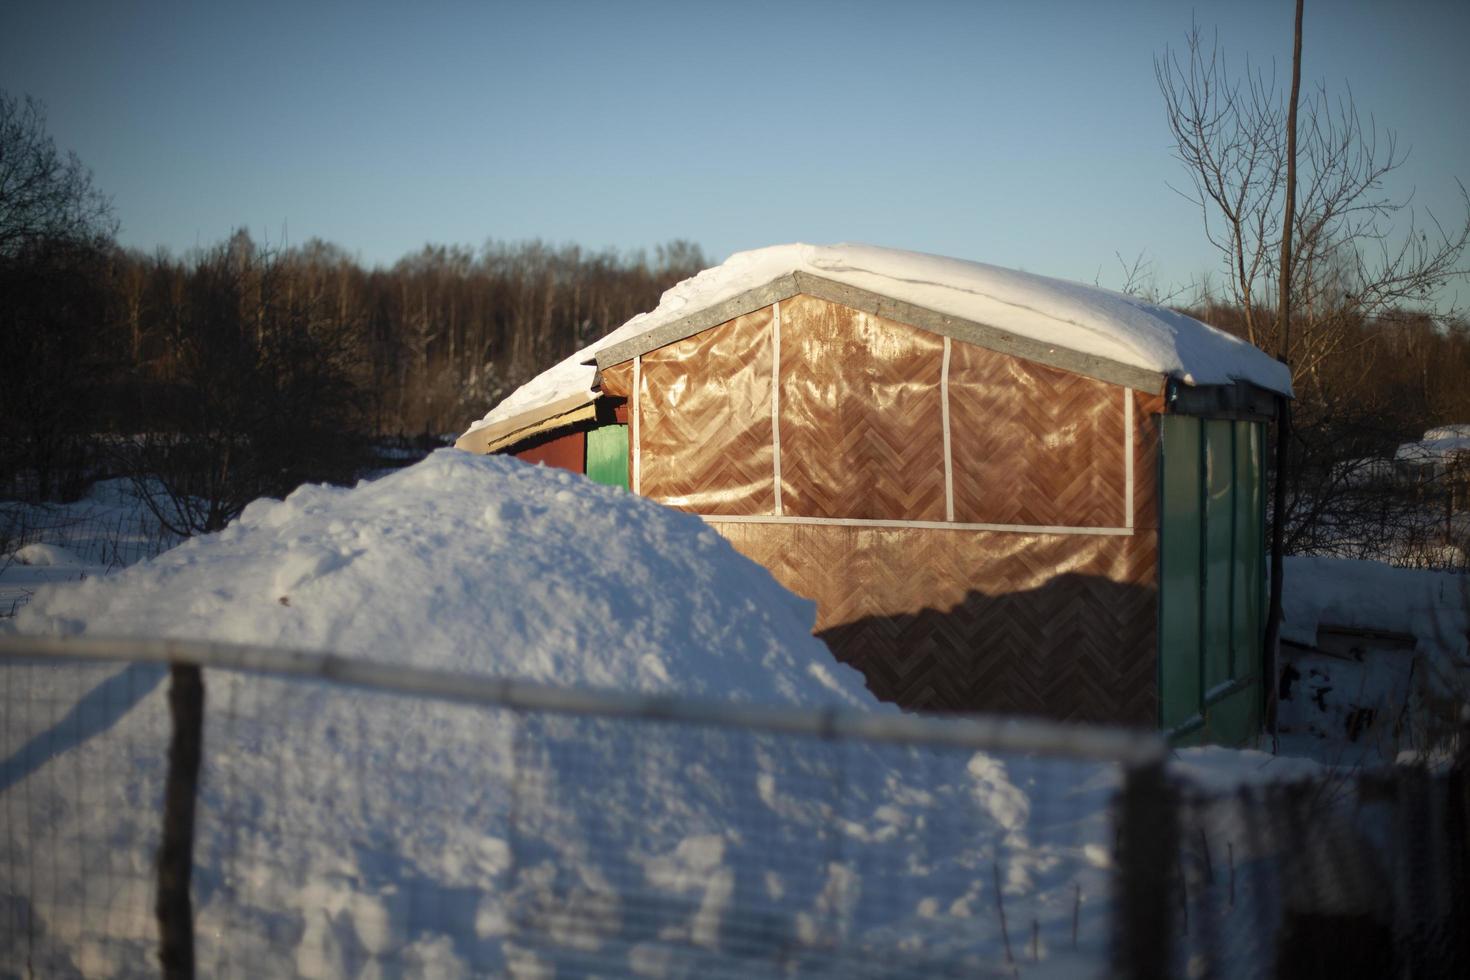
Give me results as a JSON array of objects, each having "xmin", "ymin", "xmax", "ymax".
[
  {"xmin": 156, "ymin": 663, "xmax": 204, "ymax": 980},
  {"xmin": 1115, "ymin": 760, "xmax": 1176, "ymax": 979},
  {"xmin": 1264, "ymin": 398, "xmax": 1291, "ymax": 734},
  {"xmin": 1265, "ymin": 0, "xmax": 1305, "ymax": 738}
]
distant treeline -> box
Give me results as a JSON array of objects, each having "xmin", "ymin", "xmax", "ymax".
[
  {"xmin": 1185, "ymin": 297, "xmax": 1470, "ymax": 564},
  {"xmin": 5, "ymin": 85, "xmax": 1465, "ymax": 556},
  {"xmin": 6, "ymin": 227, "xmax": 1470, "ymax": 534},
  {"xmin": 1, "ymin": 230, "xmax": 705, "ymax": 518},
  {"xmin": 116, "ymin": 232, "xmax": 707, "ymax": 437},
  {"xmin": 1190, "ymin": 299, "xmax": 1470, "ymax": 431}
]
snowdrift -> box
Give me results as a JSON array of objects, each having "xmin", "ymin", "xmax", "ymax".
[
  {"xmin": 1282, "ymin": 555, "xmax": 1467, "ymax": 654},
  {"xmin": 3, "ymin": 452, "xmax": 1124, "ymax": 976},
  {"xmin": 12, "ymin": 451, "xmax": 873, "ymax": 708}
]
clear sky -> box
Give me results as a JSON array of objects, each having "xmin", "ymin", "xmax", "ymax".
[{"xmin": 3, "ymin": 0, "xmax": 1467, "ymax": 303}]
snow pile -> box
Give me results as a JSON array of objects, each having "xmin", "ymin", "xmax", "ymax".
[
  {"xmin": 1278, "ymin": 556, "xmax": 1469, "ymax": 765},
  {"xmin": 466, "ymin": 242, "xmax": 1292, "ymax": 441},
  {"xmin": 1281, "ymin": 555, "xmax": 1468, "ymax": 654},
  {"xmin": 3, "ymin": 452, "xmax": 1118, "ymax": 975},
  {"xmin": 11, "ymin": 451, "xmax": 869, "ymax": 707},
  {"xmin": 1, "ymin": 453, "xmax": 1392, "ymax": 975},
  {"xmin": 1169, "ymin": 745, "xmax": 1325, "ymax": 791}
]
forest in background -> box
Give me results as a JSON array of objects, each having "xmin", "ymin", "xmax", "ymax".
[{"xmin": 2, "ymin": 144, "xmax": 705, "ymax": 529}]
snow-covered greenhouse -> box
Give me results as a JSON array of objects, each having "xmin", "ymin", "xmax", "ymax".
[{"xmin": 456, "ymin": 244, "xmax": 1293, "ymax": 741}]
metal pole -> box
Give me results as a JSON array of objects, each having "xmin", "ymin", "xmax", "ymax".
[{"xmin": 1263, "ymin": 398, "xmax": 1290, "ymax": 737}]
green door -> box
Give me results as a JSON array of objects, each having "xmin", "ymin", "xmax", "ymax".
[
  {"xmin": 1159, "ymin": 416, "xmax": 1266, "ymax": 744},
  {"xmin": 1159, "ymin": 415, "xmax": 1203, "ymax": 731},
  {"xmin": 585, "ymin": 424, "xmax": 630, "ymax": 489}
]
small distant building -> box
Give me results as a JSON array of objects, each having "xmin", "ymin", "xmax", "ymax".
[
  {"xmin": 1396, "ymin": 425, "xmax": 1470, "ymax": 520},
  {"xmin": 1396, "ymin": 425, "xmax": 1470, "ymax": 482},
  {"xmin": 456, "ymin": 245, "xmax": 1293, "ymax": 740}
]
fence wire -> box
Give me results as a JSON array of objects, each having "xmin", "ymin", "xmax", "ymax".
[
  {"xmin": 1, "ymin": 642, "xmax": 1150, "ymax": 979},
  {"xmin": 1169, "ymin": 764, "xmax": 1470, "ymax": 979},
  {"xmin": 8, "ymin": 639, "xmax": 1463, "ymax": 978},
  {"xmin": 2, "ymin": 658, "xmax": 171, "ymax": 975}
]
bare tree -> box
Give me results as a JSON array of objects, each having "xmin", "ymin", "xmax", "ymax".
[
  {"xmin": 1264, "ymin": 0, "xmax": 1305, "ymax": 738},
  {"xmin": 1158, "ymin": 7, "xmax": 1470, "ymax": 733},
  {"xmin": 1155, "ymin": 22, "xmax": 1470, "ymax": 399},
  {"xmin": 0, "ymin": 91, "xmax": 116, "ymax": 257},
  {"xmin": 0, "ymin": 90, "xmax": 120, "ymax": 501}
]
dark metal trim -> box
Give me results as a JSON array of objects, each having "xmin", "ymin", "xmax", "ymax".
[{"xmin": 1165, "ymin": 377, "xmax": 1281, "ymax": 421}]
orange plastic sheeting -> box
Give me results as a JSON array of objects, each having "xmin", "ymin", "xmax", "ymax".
[
  {"xmin": 777, "ymin": 294, "xmax": 946, "ymax": 521},
  {"xmin": 947, "ymin": 342, "xmax": 1127, "ymax": 527},
  {"xmin": 600, "ymin": 362, "xmax": 633, "ymax": 399},
  {"xmin": 513, "ymin": 428, "xmax": 585, "ymax": 474},
  {"xmin": 711, "ymin": 521, "xmax": 1158, "ymax": 726},
  {"xmin": 638, "ymin": 306, "xmax": 776, "ymax": 515}
]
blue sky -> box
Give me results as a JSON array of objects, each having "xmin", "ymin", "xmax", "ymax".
[{"xmin": 3, "ymin": 0, "xmax": 1466, "ymax": 303}]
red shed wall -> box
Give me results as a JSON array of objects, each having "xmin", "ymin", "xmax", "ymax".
[{"xmin": 513, "ymin": 428, "xmax": 586, "ymax": 474}]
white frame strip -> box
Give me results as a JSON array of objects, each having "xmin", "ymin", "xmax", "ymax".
[
  {"xmin": 1123, "ymin": 389, "xmax": 1134, "ymax": 529},
  {"xmin": 702, "ymin": 514, "xmax": 1132, "ymax": 536},
  {"xmin": 941, "ymin": 336, "xmax": 954, "ymax": 522},
  {"xmin": 631, "ymin": 355, "xmax": 642, "ymax": 494},
  {"xmin": 771, "ymin": 301, "xmax": 784, "ymax": 516}
]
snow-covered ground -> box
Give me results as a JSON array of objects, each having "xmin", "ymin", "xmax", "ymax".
[
  {"xmin": 2, "ymin": 451, "xmax": 1458, "ymax": 976},
  {"xmin": 1282, "ymin": 554, "xmax": 1467, "ymax": 653},
  {"xmin": 1277, "ymin": 555, "xmax": 1468, "ymax": 766},
  {"xmin": 0, "ymin": 479, "xmax": 183, "ymax": 619}
]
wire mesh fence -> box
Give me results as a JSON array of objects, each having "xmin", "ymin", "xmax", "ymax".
[
  {"xmin": 1, "ymin": 637, "xmax": 1164, "ymax": 978},
  {"xmin": 2, "ymin": 636, "xmax": 1466, "ymax": 978},
  {"xmin": 3, "ymin": 656, "xmax": 172, "ymax": 974},
  {"xmin": 1168, "ymin": 763, "xmax": 1470, "ymax": 979}
]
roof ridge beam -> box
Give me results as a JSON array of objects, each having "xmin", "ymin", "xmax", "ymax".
[
  {"xmin": 594, "ymin": 273, "xmax": 800, "ymax": 371},
  {"xmin": 793, "ymin": 272, "xmax": 1165, "ymax": 393},
  {"xmin": 594, "ymin": 271, "xmax": 1166, "ymax": 393}
]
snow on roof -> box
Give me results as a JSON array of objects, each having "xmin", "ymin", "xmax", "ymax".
[
  {"xmin": 462, "ymin": 243, "xmax": 1294, "ymax": 443},
  {"xmin": 1395, "ymin": 424, "xmax": 1470, "ymax": 462},
  {"xmin": 10, "ymin": 451, "xmax": 876, "ymax": 708}
]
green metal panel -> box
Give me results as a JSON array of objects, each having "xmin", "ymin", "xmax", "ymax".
[
  {"xmin": 585, "ymin": 424, "xmax": 630, "ymax": 489},
  {"xmin": 1250, "ymin": 423, "xmax": 1266, "ymax": 687},
  {"xmin": 1159, "ymin": 416, "xmax": 1203, "ymax": 730},
  {"xmin": 1205, "ymin": 684, "xmax": 1256, "ymax": 746},
  {"xmin": 1203, "ymin": 421, "xmax": 1235, "ymax": 692},
  {"xmin": 1232, "ymin": 422, "xmax": 1262, "ymax": 683},
  {"xmin": 1162, "ymin": 417, "xmax": 1268, "ymax": 745},
  {"xmin": 1253, "ymin": 423, "xmax": 1268, "ymax": 713}
]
